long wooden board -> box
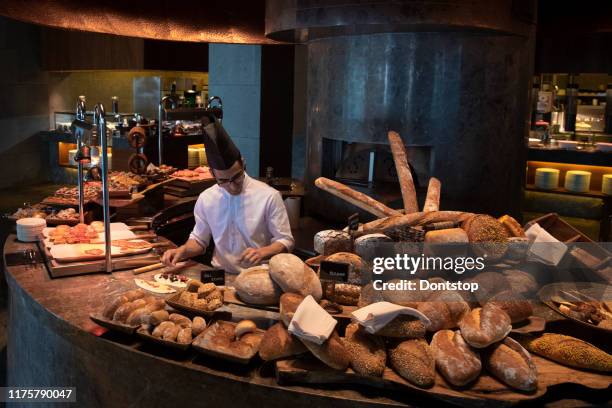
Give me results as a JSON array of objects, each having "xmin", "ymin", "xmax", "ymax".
[{"xmin": 276, "ymin": 354, "xmax": 611, "ymax": 407}]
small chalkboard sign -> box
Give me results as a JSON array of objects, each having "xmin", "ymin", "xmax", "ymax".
[
  {"xmin": 319, "ymin": 260, "xmax": 349, "ymax": 283},
  {"xmin": 201, "ymin": 268, "xmax": 225, "ymax": 286},
  {"xmin": 348, "ymin": 213, "xmax": 360, "ymax": 232}
]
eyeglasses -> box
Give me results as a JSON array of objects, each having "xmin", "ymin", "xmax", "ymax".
[{"xmin": 215, "ymin": 169, "xmax": 245, "ymax": 186}]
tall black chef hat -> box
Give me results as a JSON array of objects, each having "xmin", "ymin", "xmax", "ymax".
[{"xmin": 201, "ymin": 112, "xmax": 241, "ymax": 170}]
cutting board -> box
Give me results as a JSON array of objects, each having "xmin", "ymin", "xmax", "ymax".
[
  {"xmin": 276, "ymin": 355, "xmax": 611, "ymax": 406},
  {"xmin": 49, "ymin": 241, "xmax": 151, "ymax": 263},
  {"xmin": 43, "ymin": 222, "xmax": 136, "ymax": 247}
]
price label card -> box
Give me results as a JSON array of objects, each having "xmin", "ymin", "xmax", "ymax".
[
  {"xmin": 319, "ymin": 260, "xmax": 349, "ymax": 283},
  {"xmin": 201, "ymin": 268, "xmax": 225, "ymax": 286}
]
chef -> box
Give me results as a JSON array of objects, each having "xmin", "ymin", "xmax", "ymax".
[{"xmin": 161, "ymin": 114, "xmax": 294, "ymax": 274}]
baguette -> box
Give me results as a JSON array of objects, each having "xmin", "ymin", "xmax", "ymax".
[
  {"xmin": 431, "ymin": 330, "xmax": 481, "ymax": 386},
  {"xmin": 344, "ymin": 323, "xmax": 386, "ymax": 377},
  {"xmin": 423, "ymin": 177, "xmax": 441, "ymax": 213},
  {"xmin": 517, "ymin": 333, "xmax": 612, "ymax": 372},
  {"xmin": 388, "ymin": 131, "xmax": 419, "ymax": 214},
  {"xmin": 484, "ymin": 337, "xmax": 538, "ymax": 391},
  {"xmin": 301, "ymin": 331, "xmax": 350, "ymax": 370},
  {"xmin": 389, "ymin": 339, "xmax": 435, "ymax": 388},
  {"xmin": 259, "ymin": 322, "xmax": 307, "ymax": 361},
  {"xmin": 314, "ymin": 177, "xmax": 400, "ymax": 218},
  {"xmin": 361, "ymin": 211, "xmax": 471, "ymax": 234}
]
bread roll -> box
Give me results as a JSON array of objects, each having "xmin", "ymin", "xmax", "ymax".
[
  {"xmin": 344, "ymin": 323, "xmax": 386, "ymax": 377},
  {"xmin": 152, "ymin": 321, "xmax": 175, "ymax": 338},
  {"xmin": 279, "ymin": 293, "xmax": 304, "ymax": 327},
  {"xmin": 235, "ymin": 320, "xmax": 257, "ymax": 339},
  {"xmin": 375, "ymin": 315, "xmax": 425, "ymax": 339},
  {"xmin": 462, "ymin": 214, "xmax": 510, "ymax": 260},
  {"xmin": 197, "ymin": 282, "xmax": 217, "ymax": 298},
  {"xmin": 148, "ymin": 310, "xmax": 169, "ymax": 326},
  {"xmin": 234, "ymin": 265, "xmax": 282, "ymax": 305},
  {"xmin": 126, "ymin": 307, "xmax": 151, "ymax": 326},
  {"xmin": 485, "ymin": 291, "xmax": 533, "ymax": 323},
  {"xmin": 162, "ymin": 323, "xmax": 180, "ymax": 341},
  {"xmin": 186, "ymin": 280, "xmax": 202, "ymax": 293},
  {"xmin": 431, "ymin": 330, "xmax": 481, "ymax": 386},
  {"xmin": 301, "ymin": 331, "xmax": 350, "ymax": 371},
  {"xmin": 517, "ymin": 333, "xmax": 612, "ymax": 372},
  {"xmin": 498, "ymin": 215, "xmax": 526, "ymax": 238},
  {"xmin": 169, "ymin": 313, "xmax": 191, "ymax": 328},
  {"xmin": 113, "ymin": 299, "xmax": 147, "ymax": 323},
  {"xmin": 389, "ymin": 339, "xmax": 435, "ymax": 387},
  {"xmin": 418, "ymin": 290, "xmax": 470, "ymax": 332},
  {"xmin": 324, "ymin": 252, "xmax": 364, "ymax": 285},
  {"xmin": 176, "ymin": 327, "xmax": 193, "ymax": 344},
  {"xmin": 314, "ymin": 230, "xmax": 352, "ymax": 256},
  {"xmin": 259, "ymin": 322, "xmax": 307, "ymax": 361},
  {"xmin": 484, "ymin": 337, "xmax": 537, "ymax": 391},
  {"xmin": 144, "ymin": 297, "xmax": 166, "ymax": 311},
  {"xmin": 192, "ymin": 316, "xmax": 207, "ymax": 337},
  {"xmin": 123, "ymin": 289, "xmax": 145, "ymax": 302},
  {"xmin": 458, "ymin": 303, "xmax": 512, "ymax": 348},
  {"xmin": 102, "ymin": 295, "xmax": 128, "ymax": 319},
  {"xmin": 269, "ymin": 254, "xmax": 322, "ymax": 300}
]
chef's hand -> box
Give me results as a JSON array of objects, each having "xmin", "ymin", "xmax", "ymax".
[
  {"xmin": 161, "ymin": 245, "xmax": 186, "ymax": 266},
  {"xmin": 239, "ymin": 247, "xmax": 267, "ymax": 267}
]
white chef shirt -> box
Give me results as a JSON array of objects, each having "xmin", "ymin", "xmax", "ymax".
[{"xmin": 189, "ymin": 173, "xmax": 295, "ymax": 274}]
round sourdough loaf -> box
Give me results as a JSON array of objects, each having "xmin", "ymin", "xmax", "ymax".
[
  {"xmin": 458, "ymin": 303, "xmax": 512, "ymax": 348},
  {"xmin": 234, "ymin": 265, "xmax": 282, "ymax": 305},
  {"xmin": 325, "ymin": 252, "xmax": 364, "ymax": 285},
  {"xmin": 269, "ymin": 253, "xmax": 322, "ymax": 300},
  {"xmin": 314, "ymin": 230, "xmax": 352, "ymax": 255}
]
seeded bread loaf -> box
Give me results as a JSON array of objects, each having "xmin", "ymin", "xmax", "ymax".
[
  {"xmin": 344, "ymin": 323, "xmax": 386, "ymax": 377},
  {"xmin": 389, "ymin": 339, "xmax": 435, "ymax": 388}
]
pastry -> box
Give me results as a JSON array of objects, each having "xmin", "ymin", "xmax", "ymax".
[
  {"xmin": 234, "ymin": 320, "xmax": 257, "ymax": 339},
  {"xmin": 389, "ymin": 339, "xmax": 435, "ymax": 387}
]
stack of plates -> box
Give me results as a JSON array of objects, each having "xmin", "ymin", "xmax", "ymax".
[
  {"xmin": 535, "ymin": 168, "xmax": 560, "ymax": 190},
  {"xmin": 602, "ymin": 174, "xmax": 612, "ymax": 195},
  {"xmin": 564, "ymin": 170, "xmax": 591, "ymax": 193},
  {"xmin": 16, "ymin": 217, "xmax": 46, "ymax": 242}
]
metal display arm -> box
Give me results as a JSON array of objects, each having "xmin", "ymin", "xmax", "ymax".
[
  {"xmin": 158, "ymin": 96, "xmax": 177, "ymax": 165},
  {"xmin": 94, "ymin": 103, "xmax": 112, "ymax": 273},
  {"xmin": 76, "ymin": 98, "xmax": 86, "ymax": 223}
]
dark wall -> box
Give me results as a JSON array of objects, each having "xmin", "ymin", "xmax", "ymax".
[
  {"xmin": 143, "ymin": 40, "xmax": 208, "ymax": 72},
  {"xmin": 536, "ymin": 0, "xmax": 612, "ymax": 73},
  {"xmin": 259, "ymin": 44, "xmax": 294, "ymax": 177}
]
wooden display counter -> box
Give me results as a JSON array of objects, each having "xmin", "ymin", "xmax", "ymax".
[{"xmin": 3, "ymin": 236, "xmax": 611, "ymax": 407}]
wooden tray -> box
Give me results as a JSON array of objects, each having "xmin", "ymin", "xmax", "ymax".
[
  {"xmin": 89, "ymin": 313, "xmax": 139, "ymax": 334},
  {"xmin": 136, "ymin": 327, "xmax": 191, "ymax": 351},
  {"xmin": 166, "ymin": 292, "xmax": 232, "ymax": 320},
  {"xmin": 538, "ymin": 282, "xmax": 612, "ymax": 335},
  {"xmin": 275, "ymin": 353, "xmax": 611, "ymax": 407},
  {"xmin": 192, "ymin": 320, "xmax": 264, "ymax": 364},
  {"xmin": 49, "ymin": 241, "xmax": 152, "ymax": 263}
]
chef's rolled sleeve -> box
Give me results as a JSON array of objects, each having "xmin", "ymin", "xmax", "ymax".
[{"xmin": 267, "ymin": 192, "xmax": 295, "ymax": 252}]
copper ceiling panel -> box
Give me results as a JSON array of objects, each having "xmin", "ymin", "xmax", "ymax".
[{"xmin": 0, "ymin": 0, "xmax": 277, "ymax": 44}]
